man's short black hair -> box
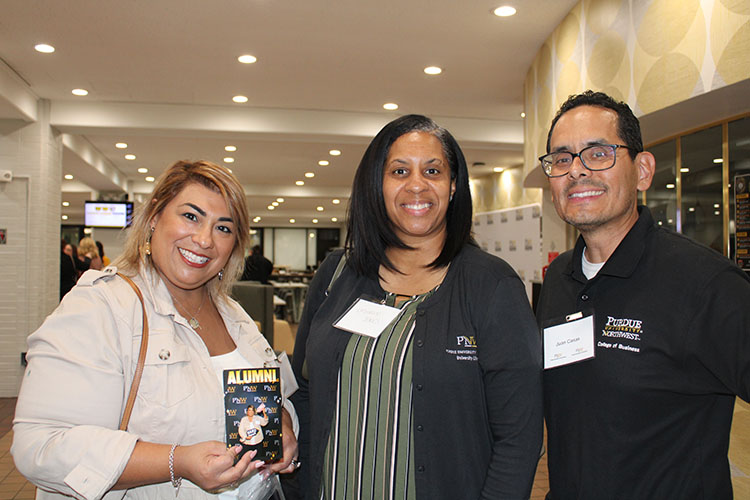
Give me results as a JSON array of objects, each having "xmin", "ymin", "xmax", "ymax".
[
  {"xmin": 345, "ymin": 114, "xmax": 474, "ymax": 278},
  {"xmin": 546, "ymin": 90, "xmax": 643, "ymax": 160}
]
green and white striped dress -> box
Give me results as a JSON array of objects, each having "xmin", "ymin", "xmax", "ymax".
[{"xmin": 320, "ymin": 288, "xmax": 437, "ymax": 500}]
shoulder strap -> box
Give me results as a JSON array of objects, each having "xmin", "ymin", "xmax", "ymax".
[
  {"xmin": 325, "ymin": 251, "xmax": 348, "ymax": 296},
  {"xmin": 116, "ymin": 272, "xmax": 149, "ymax": 431}
]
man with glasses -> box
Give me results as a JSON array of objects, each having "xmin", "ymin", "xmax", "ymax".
[{"xmin": 536, "ymin": 90, "xmax": 750, "ymax": 499}]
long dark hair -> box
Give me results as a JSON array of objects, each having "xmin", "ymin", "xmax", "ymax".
[{"xmin": 345, "ymin": 114, "xmax": 474, "ymax": 279}]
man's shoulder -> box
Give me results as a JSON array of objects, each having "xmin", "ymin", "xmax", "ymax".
[{"xmin": 649, "ymin": 227, "xmax": 738, "ymax": 275}]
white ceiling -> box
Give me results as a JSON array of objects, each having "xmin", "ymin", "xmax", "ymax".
[{"xmin": 0, "ymin": 0, "xmax": 578, "ymax": 226}]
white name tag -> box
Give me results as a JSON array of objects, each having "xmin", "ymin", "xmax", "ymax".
[
  {"xmin": 333, "ymin": 298, "xmax": 401, "ymax": 338},
  {"xmin": 543, "ymin": 313, "xmax": 595, "ymax": 369}
]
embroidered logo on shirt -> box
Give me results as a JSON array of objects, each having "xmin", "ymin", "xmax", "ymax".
[
  {"xmin": 446, "ymin": 335, "xmax": 478, "ymax": 361},
  {"xmin": 598, "ymin": 316, "xmax": 643, "ymax": 353}
]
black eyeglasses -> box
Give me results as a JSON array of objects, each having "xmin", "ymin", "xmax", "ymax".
[{"xmin": 539, "ymin": 144, "xmax": 636, "ymax": 178}]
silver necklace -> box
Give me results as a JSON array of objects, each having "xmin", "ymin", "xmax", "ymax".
[{"xmin": 171, "ymin": 291, "xmax": 207, "ymax": 330}]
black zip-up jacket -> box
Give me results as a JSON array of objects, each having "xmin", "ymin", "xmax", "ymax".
[{"xmin": 291, "ymin": 244, "xmax": 543, "ymax": 499}]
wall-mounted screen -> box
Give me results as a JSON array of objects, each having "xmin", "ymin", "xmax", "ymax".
[{"xmin": 84, "ymin": 201, "xmax": 134, "ymax": 228}]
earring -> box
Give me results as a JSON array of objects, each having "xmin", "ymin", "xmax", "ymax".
[
  {"xmin": 449, "ymin": 193, "xmax": 454, "ymax": 202},
  {"xmin": 144, "ymin": 226, "xmax": 154, "ymax": 256},
  {"xmin": 218, "ymin": 269, "xmax": 224, "ymax": 281}
]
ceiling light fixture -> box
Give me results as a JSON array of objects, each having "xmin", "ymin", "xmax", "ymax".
[
  {"xmin": 305, "ymin": 172, "xmax": 315, "ymax": 178},
  {"xmin": 713, "ymin": 158, "xmax": 723, "ymax": 163},
  {"xmin": 64, "ymin": 174, "xmax": 73, "ymax": 180},
  {"xmin": 332, "ymin": 199, "xmax": 340, "ymax": 204},
  {"xmin": 296, "ymin": 180, "xmax": 305, "ymax": 186},
  {"xmin": 318, "ymin": 160, "xmax": 329, "ymax": 166},
  {"xmin": 253, "ymin": 216, "xmax": 261, "ymax": 222},
  {"xmin": 289, "ymin": 219, "xmax": 296, "ymax": 223},
  {"xmin": 714, "ymin": 211, "xmax": 721, "ymax": 216},
  {"xmin": 666, "ymin": 183, "xmax": 675, "ymax": 189},
  {"xmin": 35, "ymin": 43, "xmax": 55, "ymax": 53},
  {"xmin": 125, "ymin": 154, "xmax": 136, "ymax": 160},
  {"xmin": 71, "ymin": 88, "xmax": 88, "ymax": 96},
  {"xmin": 272, "ymin": 201, "xmax": 279, "ymax": 207},
  {"xmin": 62, "ymin": 201, "xmax": 70, "ymax": 207},
  {"xmin": 424, "ymin": 66, "xmax": 442, "ymax": 75},
  {"xmin": 225, "ymin": 145, "xmax": 237, "ymax": 152},
  {"xmin": 267, "ymin": 205, "xmax": 275, "ymax": 210},
  {"xmin": 493, "ymin": 5, "xmax": 517, "ymax": 17},
  {"xmin": 115, "ymin": 142, "xmax": 128, "ymax": 149},
  {"xmin": 223, "ymin": 157, "xmax": 235, "ymax": 163},
  {"xmin": 520, "ymin": 112, "xmax": 526, "ymax": 118},
  {"xmin": 329, "ymin": 149, "xmax": 341, "ymax": 156},
  {"xmin": 61, "ymin": 215, "xmax": 68, "ymax": 220},
  {"xmin": 233, "ymin": 95, "xmax": 248, "ymax": 103},
  {"xmin": 383, "ymin": 102, "xmax": 399, "ymax": 111},
  {"xmin": 137, "ymin": 167, "xmax": 148, "ymax": 173},
  {"xmin": 145, "ymin": 176, "xmax": 155, "ymax": 182},
  {"xmin": 714, "ymin": 203, "xmax": 721, "ymax": 208},
  {"xmin": 493, "ymin": 167, "xmax": 504, "ymax": 173},
  {"xmin": 331, "ymin": 217, "xmax": 338, "ymax": 222},
  {"xmin": 680, "ymin": 167, "xmax": 689, "ymax": 172},
  {"xmin": 276, "ymin": 198, "xmax": 284, "ymax": 203},
  {"xmin": 689, "ymin": 207, "xmax": 695, "ymax": 212},
  {"xmin": 238, "ymin": 54, "xmax": 257, "ymax": 64},
  {"xmin": 312, "ymin": 219, "xmax": 318, "ymax": 224},
  {"xmin": 316, "ymin": 206, "xmax": 324, "ymax": 212}
]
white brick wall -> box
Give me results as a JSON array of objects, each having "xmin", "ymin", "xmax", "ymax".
[{"xmin": 0, "ymin": 100, "xmax": 62, "ymax": 397}]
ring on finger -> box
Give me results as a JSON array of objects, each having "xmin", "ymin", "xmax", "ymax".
[{"xmin": 290, "ymin": 458, "xmax": 301, "ymax": 469}]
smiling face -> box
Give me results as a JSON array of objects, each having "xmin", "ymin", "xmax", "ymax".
[
  {"xmin": 382, "ymin": 131, "xmax": 456, "ymax": 246},
  {"xmin": 149, "ymin": 182, "xmax": 237, "ymax": 295},
  {"xmin": 547, "ymin": 105, "xmax": 653, "ymax": 238}
]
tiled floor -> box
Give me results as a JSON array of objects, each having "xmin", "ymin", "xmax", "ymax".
[{"xmin": 0, "ymin": 398, "xmax": 747, "ymax": 499}]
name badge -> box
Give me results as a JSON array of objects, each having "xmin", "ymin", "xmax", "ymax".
[
  {"xmin": 543, "ymin": 312, "xmax": 595, "ymax": 369},
  {"xmin": 333, "ymin": 297, "xmax": 401, "ymax": 338}
]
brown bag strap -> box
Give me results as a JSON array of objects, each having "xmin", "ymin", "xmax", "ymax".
[{"xmin": 117, "ymin": 272, "xmax": 149, "ymax": 431}]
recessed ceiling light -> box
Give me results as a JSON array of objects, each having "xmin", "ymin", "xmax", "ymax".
[
  {"xmin": 383, "ymin": 102, "xmax": 399, "ymax": 111},
  {"xmin": 276, "ymin": 198, "xmax": 284, "ymax": 203},
  {"xmin": 35, "ymin": 43, "xmax": 55, "ymax": 53},
  {"xmin": 318, "ymin": 160, "xmax": 329, "ymax": 166},
  {"xmin": 272, "ymin": 201, "xmax": 279, "ymax": 206},
  {"xmin": 238, "ymin": 54, "xmax": 257, "ymax": 64},
  {"xmin": 62, "ymin": 201, "xmax": 70, "ymax": 207},
  {"xmin": 223, "ymin": 157, "xmax": 235, "ymax": 163},
  {"xmin": 493, "ymin": 5, "xmax": 517, "ymax": 17},
  {"xmin": 668, "ymin": 219, "xmax": 674, "ymax": 224},
  {"xmin": 305, "ymin": 172, "xmax": 315, "ymax": 178},
  {"xmin": 713, "ymin": 158, "xmax": 723, "ymax": 163},
  {"xmin": 329, "ymin": 149, "xmax": 341, "ymax": 156},
  {"xmin": 72, "ymin": 88, "xmax": 88, "ymax": 96},
  {"xmin": 233, "ymin": 95, "xmax": 248, "ymax": 103},
  {"xmin": 115, "ymin": 142, "xmax": 128, "ymax": 149},
  {"xmin": 145, "ymin": 176, "xmax": 155, "ymax": 182},
  {"xmin": 493, "ymin": 167, "xmax": 504, "ymax": 173},
  {"xmin": 332, "ymin": 199, "xmax": 340, "ymax": 204},
  {"xmin": 714, "ymin": 203, "xmax": 721, "ymax": 208},
  {"xmin": 316, "ymin": 206, "xmax": 324, "ymax": 212},
  {"xmin": 295, "ymin": 180, "xmax": 305, "ymax": 186},
  {"xmin": 312, "ymin": 219, "xmax": 318, "ymax": 224},
  {"xmin": 520, "ymin": 112, "xmax": 526, "ymax": 118},
  {"xmin": 714, "ymin": 211, "xmax": 721, "ymax": 216},
  {"xmin": 253, "ymin": 216, "xmax": 261, "ymax": 222},
  {"xmin": 249, "ymin": 229, "xmax": 257, "ymax": 235},
  {"xmin": 289, "ymin": 218, "xmax": 296, "ymax": 223},
  {"xmin": 64, "ymin": 174, "xmax": 73, "ymax": 180},
  {"xmin": 424, "ymin": 66, "xmax": 442, "ymax": 75},
  {"xmin": 666, "ymin": 183, "xmax": 675, "ymax": 189},
  {"xmin": 689, "ymin": 207, "xmax": 695, "ymax": 212},
  {"xmin": 125, "ymin": 154, "xmax": 136, "ymax": 160},
  {"xmin": 267, "ymin": 205, "xmax": 275, "ymax": 210},
  {"xmin": 61, "ymin": 214, "xmax": 68, "ymax": 220},
  {"xmin": 138, "ymin": 167, "xmax": 148, "ymax": 173},
  {"xmin": 225, "ymin": 145, "xmax": 237, "ymax": 152},
  {"xmin": 680, "ymin": 167, "xmax": 689, "ymax": 172},
  {"xmin": 331, "ymin": 217, "xmax": 338, "ymax": 222}
]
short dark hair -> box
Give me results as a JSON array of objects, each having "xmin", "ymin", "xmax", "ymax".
[
  {"xmin": 546, "ymin": 90, "xmax": 643, "ymax": 160},
  {"xmin": 346, "ymin": 114, "xmax": 474, "ymax": 278}
]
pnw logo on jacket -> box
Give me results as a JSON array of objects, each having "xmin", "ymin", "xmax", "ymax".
[
  {"xmin": 445, "ymin": 335, "xmax": 478, "ymax": 361},
  {"xmin": 598, "ymin": 316, "xmax": 642, "ymax": 353}
]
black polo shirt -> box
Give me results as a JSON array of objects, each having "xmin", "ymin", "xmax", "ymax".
[{"xmin": 537, "ymin": 206, "xmax": 750, "ymax": 499}]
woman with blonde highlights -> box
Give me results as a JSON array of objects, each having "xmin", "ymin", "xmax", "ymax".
[{"xmin": 13, "ymin": 160, "xmax": 299, "ymax": 499}]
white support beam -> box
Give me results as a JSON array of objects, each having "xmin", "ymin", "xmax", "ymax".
[{"xmin": 0, "ymin": 59, "xmax": 38, "ymax": 122}]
